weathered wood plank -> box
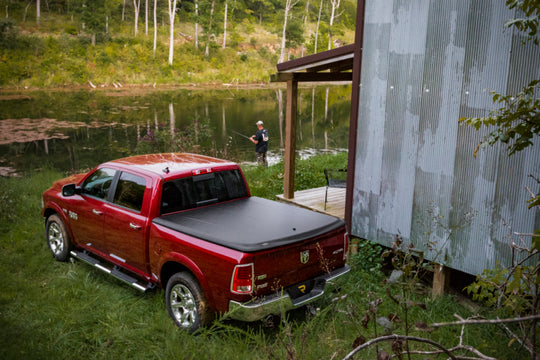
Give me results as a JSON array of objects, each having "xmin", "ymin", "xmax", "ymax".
[{"xmin": 276, "ymin": 186, "xmax": 345, "ymax": 219}]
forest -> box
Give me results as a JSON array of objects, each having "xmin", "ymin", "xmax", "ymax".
[{"xmin": 0, "ymin": 0, "xmax": 357, "ymax": 88}]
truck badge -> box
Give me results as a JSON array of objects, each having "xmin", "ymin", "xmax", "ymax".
[{"xmin": 300, "ymin": 250, "xmax": 309, "ymax": 264}]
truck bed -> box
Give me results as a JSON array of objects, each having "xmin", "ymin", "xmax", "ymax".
[{"xmin": 153, "ymin": 197, "xmax": 345, "ymax": 252}]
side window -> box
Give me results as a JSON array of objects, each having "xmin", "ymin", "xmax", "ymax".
[
  {"xmin": 81, "ymin": 168, "xmax": 116, "ymax": 200},
  {"xmin": 113, "ymin": 172, "xmax": 146, "ymax": 212}
]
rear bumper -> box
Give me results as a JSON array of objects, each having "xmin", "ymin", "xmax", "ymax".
[{"xmin": 227, "ymin": 265, "xmax": 350, "ymax": 322}]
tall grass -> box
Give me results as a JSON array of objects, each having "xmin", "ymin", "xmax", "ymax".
[{"xmin": 0, "ymin": 156, "xmax": 523, "ymax": 359}]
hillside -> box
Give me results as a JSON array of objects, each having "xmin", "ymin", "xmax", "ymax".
[{"xmin": 0, "ymin": 0, "xmax": 356, "ymax": 89}]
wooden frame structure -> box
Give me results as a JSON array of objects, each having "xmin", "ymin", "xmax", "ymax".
[
  {"xmin": 270, "ymin": 44, "xmax": 356, "ymax": 200},
  {"xmin": 270, "ymin": 0, "xmax": 366, "ymax": 235}
]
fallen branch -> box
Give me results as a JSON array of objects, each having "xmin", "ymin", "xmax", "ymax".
[
  {"xmin": 430, "ymin": 314, "xmax": 540, "ymax": 328},
  {"xmin": 342, "ymin": 334, "xmax": 457, "ymax": 360}
]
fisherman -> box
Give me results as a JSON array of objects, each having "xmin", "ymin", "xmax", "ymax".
[{"xmin": 249, "ymin": 120, "xmax": 269, "ymax": 167}]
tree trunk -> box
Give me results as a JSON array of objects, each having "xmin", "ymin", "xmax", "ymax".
[
  {"xmin": 279, "ymin": 0, "xmax": 297, "ymax": 63},
  {"xmin": 168, "ymin": 0, "xmax": 178, "ymax": 65},
  {"xmin": 133, "ymin": 0, "xmax": 141, "ymax": 36},
  {"xmin": 145, "ymin": 0, "xmax": 149, "ymax": 35},
  {"xmin": 314, "ymin": 0, "xmax": 323, "ymax": 53},
  {"xmin": 205, "ymin": 0, "xmax": 215, "ymax": 57},
  {"xmin": 153, "ymin": 0, "xmax": 157, "ymax": 54},
  {"xmin": 328, "ymin": 0, "xmax": 340, "ymax": 50},
  {"xmin": 36, "ymin": 0, "xmax": 40, "ymax": 27},
  {"xmin": 222, "ymin": 1, "xmax": 227, "ymax": 49},
  {"xmin": 195, "ymin": 0, "xmax": 199, "ymax": 48}
]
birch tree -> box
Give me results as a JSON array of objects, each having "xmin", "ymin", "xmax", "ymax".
[
  {"xmin": 327, "ymin": 0, "xmax": 340, "ymax": 50},
  {"xmin": 195, "ymin": 0, "xmax": 199, "ymax": 47},
  {"xmin": 153, "ymin": 0, "xmax": 157, "ymax": 54},
  {"xmin": 222, "ymin": 0, "xmax": 227, "ymax": 49},
  {"xmin": 145, "ymin": 0, "xmax": 149, "ymax": 35},
  {"xmin": 205, "ymin": 0, "xmax": 215, "ymax": 57},
  {"xmin": 314, "ymin": 0, "xmax": 323, "ymax": 53},
  {"xmin": 36, "ymin": 0, "xmax": 40, "ymax": 26},
  {"xmin": 133, "ymin": 0, "xmax": 141, "ymax": 35},
  {"xmin": 168, "ymin": 0, "xmax": 178, "ymax": 65},
  {"xmin": 278, "ymin": 0, "xmax": 298, "ymax": 63}
]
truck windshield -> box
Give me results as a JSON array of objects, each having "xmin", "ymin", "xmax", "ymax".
[{"xmin": 160, "ymin": 169, "xmax": 248, "ymax": 214}]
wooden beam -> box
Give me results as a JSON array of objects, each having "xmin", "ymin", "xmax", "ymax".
[
  {"xmin": 432, "ymin": 264, "xmax": 450, "ymax": 297},
  {"xmin": 270, "ymin": 72, "xmax": 352, "ymax": 83},
  {"xmin": 283, "ymin": 79, "xmax": 298, "ymax": 199}
]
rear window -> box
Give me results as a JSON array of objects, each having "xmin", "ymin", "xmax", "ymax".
[{"xmin": 161, "ymin": 170, "xmax": 248, "ymax": 214}]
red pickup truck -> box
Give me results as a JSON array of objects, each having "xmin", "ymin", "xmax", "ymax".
[{"xmin": 42, "ymin": 153, "xmax": 349, "ymax": 332}]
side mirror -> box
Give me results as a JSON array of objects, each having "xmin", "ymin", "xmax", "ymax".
[{"xmin": 62, "ymin": 184, "xmax": 80, "ymax": 197}]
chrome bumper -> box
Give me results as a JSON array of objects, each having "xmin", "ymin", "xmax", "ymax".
[{"xmin": 227, "ymin": 265, "xmax": 350, "ymax": 322}]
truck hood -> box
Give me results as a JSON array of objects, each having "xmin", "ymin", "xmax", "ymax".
[{"xmin": 153, "ymin": 197, "xmax": 345, "ymax": 252}]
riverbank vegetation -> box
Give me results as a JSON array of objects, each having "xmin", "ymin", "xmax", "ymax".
[
  {"xmin": 0, "ymin": 154, "xmax": 527, "ymax": 359},
  {"xmin": 0, "ymin": 0, "xmax": 356, "ymax": 89}
]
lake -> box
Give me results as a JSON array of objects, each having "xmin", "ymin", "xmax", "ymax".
[{"xmin": 0, "ymin": 85, "xmax": 351, "ymax": 176}]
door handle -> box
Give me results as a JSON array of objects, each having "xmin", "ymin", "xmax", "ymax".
[
  {"xmin": 92, "ymin": 209, "xmax": 103, "ymax": 216},
  {"xmin": 130, "ymin": 223, "xmax": 142, "ymax": 230}
]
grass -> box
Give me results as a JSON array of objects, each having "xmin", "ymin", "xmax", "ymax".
[{"xmin": 0, "ymin": 155, "xmax": 526, "ymax": 359}]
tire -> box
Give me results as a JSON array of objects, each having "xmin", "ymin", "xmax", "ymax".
[
  {"xmin": 45, "ymin": 214, "xmax": 72, "ymax": 262},
  {"xmin": 165, "ymin": 272, "xmax": 211, "ymax": 333}
]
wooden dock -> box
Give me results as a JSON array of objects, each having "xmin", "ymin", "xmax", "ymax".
[{"xmin": 276, "ymin": 186, "xmax": 346, "ymax": 219}]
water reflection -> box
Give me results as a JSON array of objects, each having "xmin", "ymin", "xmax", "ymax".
[{"xmin": 0, "ymin": 85, "xmax": 350, "ymax": 175}]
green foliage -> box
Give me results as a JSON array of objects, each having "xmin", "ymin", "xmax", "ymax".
[
  {"xmin": 460, "ymin": 80, "xmax": 540, "ymax": 157},
  {"xmin": 506, "ymin": 0, "xmax": 540, "ymax": 44},
  {"xmin": 0, "ymin": 18, "xmax": 19, "ymax": 49},
  {"xmin": 348, "ymin": 239, "xmax": 384, "ymax": 273}
]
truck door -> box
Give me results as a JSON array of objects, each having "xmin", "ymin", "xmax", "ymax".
[
  {"xmin": 70, "ymin": 167, "xmax": 117, "ymax": 254},
  {"xmin": 103, "ymin": 171, "xmax": 150, "ymax": 273}
]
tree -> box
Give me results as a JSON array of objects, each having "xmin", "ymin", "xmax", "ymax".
[
  {"xmin": 314, "ymin": 0, "xmax": 323, "ymax": 53},
  {"xmin": 205, "ymin": 0, "xmax": 215, "ymax": 57},
  {"xmin": 278, "ymin": 0, "xmax": 298, "ymax": 63},
  {"xmin": 168, "ymin": 0, "xmax": 177, "ymax": 64},
  {"xmin": 153, "ymin": 0, "xmax": 158, "ymax": 54},
  {"xmin": 133, "ymin": 0, "xmax": 141, "ymax": 35},
  {"xmin": 222, "ymin": 0, "xmax": 227, "ymax": 49},
  {"xmin": 75, "ymin": 0, "xmax": 116, "ymax": 45},
  {"xmin": 327, "ymin": 0, "xmax": 340, "ymax": 49}
]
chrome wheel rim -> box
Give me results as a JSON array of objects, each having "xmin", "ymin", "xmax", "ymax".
[
  {"xmin": 48, "ymin": 222, "xmax": 64, "ymax": 255},
  {"xmin": 169, "ymin": 284, "xmax": 197, "ymax": 328}
]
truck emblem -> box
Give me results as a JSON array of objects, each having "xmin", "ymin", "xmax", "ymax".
[{"xmin": 300, "ymin": 250, "xmax": 309, "ymax": 264}]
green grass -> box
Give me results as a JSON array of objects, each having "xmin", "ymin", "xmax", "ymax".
[{"xmin": 0, "ymin": 155, "xmax": 526, "ymax": 359}]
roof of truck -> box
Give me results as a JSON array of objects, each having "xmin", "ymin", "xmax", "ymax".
[{"xmin": 102, "ymin": 153, "xmax": 238, "ymax": 179}]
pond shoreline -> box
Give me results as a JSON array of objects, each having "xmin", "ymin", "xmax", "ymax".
[{"xmin": 0, "ymin": 81, "xmax": 353, "ymax": 99}]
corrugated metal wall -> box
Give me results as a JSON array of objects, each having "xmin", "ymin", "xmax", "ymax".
[{"xmin": 351, "ymin": 0, "xmax": 540, "ymax": 275}]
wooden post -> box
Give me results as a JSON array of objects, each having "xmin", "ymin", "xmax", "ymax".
[
  {"xmin": 283, "ymin": 79, "xmax": 298, "ymax": 199},
  {"xmin": 432, "ymin": 264, "xmax": 450, "ymax": 297}
]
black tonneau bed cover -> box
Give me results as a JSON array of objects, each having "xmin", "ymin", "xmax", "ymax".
[{"xmin": 153, "ymin": 197, "xmax": 345, "ymax": 252}]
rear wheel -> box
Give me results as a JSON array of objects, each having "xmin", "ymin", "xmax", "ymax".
[
  {"xmin": 45, "ymin": 214, "xmax": 72, "ymax": 261},
  {"xmin": 165, "ymin": 272, "xmax": 211, "ymax": 332}
]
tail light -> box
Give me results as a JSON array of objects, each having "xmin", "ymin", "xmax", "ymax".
[{"xmin": 231, "ymin": 263, "xmax": 254, "ymax": 294}]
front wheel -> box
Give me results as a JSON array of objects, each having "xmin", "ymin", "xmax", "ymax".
[
  {"xmin": 165, "ymin": 272, "xmax": 211, "ymax": 333},
  {"xmin": 45, "ymin": 214, "xmax": 72, "ymax": 261}
]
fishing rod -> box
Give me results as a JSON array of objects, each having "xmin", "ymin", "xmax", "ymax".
[{"xmin": 231, "ymin": 129, "xmax": 252, "ymax": 140}]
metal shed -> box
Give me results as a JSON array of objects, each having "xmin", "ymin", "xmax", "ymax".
[{"xmin": 350, "ymin": 0, "xmax": 540, "ymax": 276}]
